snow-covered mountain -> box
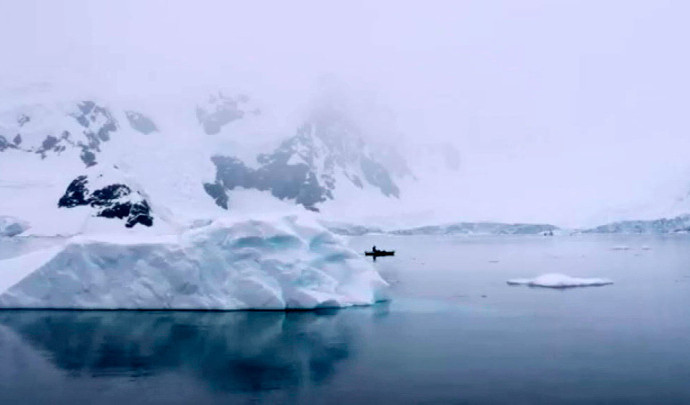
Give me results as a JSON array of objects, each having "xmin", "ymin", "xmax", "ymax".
[
  {"xmin": 204, "ymin": 105, "xmax": 408, "ymax": 212},
  {"xmin": 0, "ymin": 85, "xmax": 400, "ymax": 309},
  {"xmin": 0, "ymin": 86, "xmax": 408, "ymax": 235}
]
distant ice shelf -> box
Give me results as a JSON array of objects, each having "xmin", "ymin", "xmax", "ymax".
[
  {"xmin": 583, "ymin": 214, "xmax": 690, "ymax": 234},
  {"xmin": 323, "ymin": 221, "xmax": 561, "ymax": 236},
  {"xmin": 507, "ymin": 273, "xmax": 613, "ymax": 288}
]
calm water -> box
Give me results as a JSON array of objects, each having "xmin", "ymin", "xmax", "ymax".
[{"xmin": 1, "ymin": 234, "xmax": 690, "ymax": 404}]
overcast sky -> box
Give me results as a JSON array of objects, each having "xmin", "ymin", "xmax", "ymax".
[{"xmin": 2, "ymin": 0, "xmax": 690, "ymax": 226}]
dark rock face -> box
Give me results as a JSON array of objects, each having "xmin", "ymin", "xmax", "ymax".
[
  {"xmin": 205, "ymin": 154, "xmax": 330, "ymax": 211},
  {"xmin": 58, "ymin": 176, "xmax": 153, "ymax": 228},
  {"xmin": 0, "ymin": 135, "xmax": 13, "ymax": 152},
  {"xmin": 125, "ymin": 111, "xmax": 157, "ymax": 134},
  {"xmin": 204, "ymin": 110, "xmax": 403, "ymax": 211},
  {"xmin": 35, "ymin": 132, "xmax": 69, "ymax": 158},
  {"xmin": 2, "ymin": 101, "xmax": 120, "ymax": 167},
  {"xmin": 203, "ymin": 183, "xmax": 229, "ymax": 209},
  {"xmin": 360, "ymin": 156, "xmax": 399, "ymax": 198},
  {"xmin": 71, "ymin": 101, "xmax": 119, "ymax": 167},
  {"xmin": 58, "ymin": 176, "xmax": 90, "ymax": 207},
  {"xmin": 196, "ymin": 94, "xmax": 247, "ymax": 135},
  {"xmin": 38, "ymin": 135, "xmax": 58, "ymax": 153},
  {"xmin": 17, "ymin": 114, "xmax": 30, "ymax": 127},
  {"xmin": 80, "ymin": 149, "xmax": 97, "ymax": 167},
  {"xmin": 126, "ymin": 200, "xmax": 153, "ymax": 227}
]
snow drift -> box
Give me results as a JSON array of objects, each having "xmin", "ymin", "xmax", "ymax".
[
  {"xmin": 0, "ymin": 217, "xmax": 389, "ymax": 310},
  {"xmin": 507, "ymin": 273, "xmax": 613, "ymax": 288}
]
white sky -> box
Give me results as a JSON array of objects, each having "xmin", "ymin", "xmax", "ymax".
[{"xmin": 2, "ymin": 0, "xmax": 690, "ymax": 227}]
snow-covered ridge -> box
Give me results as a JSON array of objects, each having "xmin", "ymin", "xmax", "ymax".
[
  {"xmin": 0, "ymin": 87, "xmax": 408, "ymax": 235},
  {"xmin": 391, "ymin": 222, "xmax": 559, "ymax": 236},
  {"xmin": 323, "ymin": 213, "xmax": 690, "ymax": 236},
  {"xmin": 582, "ymin": 214, "xmax": 690, "ymax": 234},
  {"xmin": 323, "ymin": 221, "xmax": 560, "ymax": 236},
  {"xmin": 0, "ymin": 216, "xmax": 389, "ymax": 310}
]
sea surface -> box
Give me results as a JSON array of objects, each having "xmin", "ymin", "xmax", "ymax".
[{"xmin": 1, "ymin": 234, "xmax": 690, "ymax": 404}]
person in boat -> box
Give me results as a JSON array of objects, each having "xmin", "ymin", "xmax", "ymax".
[{"xmin": 372, "ymin": 245, "xmax": 378, "ymax": 253}]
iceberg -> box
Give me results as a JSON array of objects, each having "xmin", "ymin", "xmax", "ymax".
[
  {"xmin": 0, "ymin": 217, "xmax": 389, "ymax": 310},
  {"xmin": 0, "ymin": 216, "xmax": 29, "ymax": 237},
  {"xmin": 507, "ymin": 273, "xmax": 613, "ymax": 288}
]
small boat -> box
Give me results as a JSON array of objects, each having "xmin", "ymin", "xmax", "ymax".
[{"xmin": 365, "ymin": 250, "xmax": 395, "ymax": 257}]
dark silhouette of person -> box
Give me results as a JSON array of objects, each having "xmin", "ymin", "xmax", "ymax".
[{"xmin": 372, "ymin": 245, "xmax": 378, "ymax": 253}]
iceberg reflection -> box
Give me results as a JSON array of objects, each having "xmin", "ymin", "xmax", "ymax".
[{"xmin": 0, "ymin": 309, "xmax": 371, "ymax": 394}]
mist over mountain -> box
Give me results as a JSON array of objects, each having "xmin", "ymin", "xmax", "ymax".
[
  {"xmin": 2, "ymin": 0, "xmax": 690, "ymax": 229},
  {"xmin": 0, "ymin": 84, "xmax": 428, "ymax": 235},
  {"xmin": 3, "ymin": 4, "xmax": 690, "ymax": 400}
]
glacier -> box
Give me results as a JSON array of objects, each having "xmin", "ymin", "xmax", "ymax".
[
  {"xmin": 507, "ymin": 273, "xmax": 613, "ymax": 288},
  {"xmin": 0, "ymin": 217, "xmax": 389, "ymax": 310}
]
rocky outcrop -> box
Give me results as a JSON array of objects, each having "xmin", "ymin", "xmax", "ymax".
[
  {"xmin": 125, "ymin": 111, "xmax": 157, "ymax": 134},
  {"xmin": 204, "ymin": 107, "xmax": 403, "ymax": 211},
  {"xmin": 196, "ymin": 93, "xmax": 249, "ymax": 135},
  {"xmin": 58, "ymin": 175, "xmax": 153, "ymax": 228}
]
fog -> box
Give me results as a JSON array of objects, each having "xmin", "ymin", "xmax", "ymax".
[{"xmin": 2, "ymin": 0, "xmax": 690, "ymax": 227}]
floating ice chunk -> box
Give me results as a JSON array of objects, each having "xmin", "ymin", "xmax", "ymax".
[
  {"xmin": 0, "ymin": 216, "xmax": 389, "ymax": 310},
  {"xmin": 611, "ymin": 246, "xmax": 630, "ymax": 251},
  {"xmin": 640, "ymin": 246, "xmax": 651, "ymax": 250},
  {"xmin": 507, "ymin": 273, "xmax": 613, "ymax": 288},
  {"xmin": 0, "ymin": 216, "xmax": 29, "ymax": 237}
]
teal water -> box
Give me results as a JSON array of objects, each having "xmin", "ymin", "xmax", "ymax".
[{"xmin": 1, "ymin": 234, "xmax": 690, "ymax": 404}]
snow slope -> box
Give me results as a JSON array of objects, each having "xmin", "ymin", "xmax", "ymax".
[{"xmin": 0, "ymin": 217, "xmax": 388, "ymax": 310}]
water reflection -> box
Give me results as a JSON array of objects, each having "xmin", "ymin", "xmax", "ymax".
[{"xmin": 0, "ymin": 308, "xmax": 382, "ymax": 394}]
